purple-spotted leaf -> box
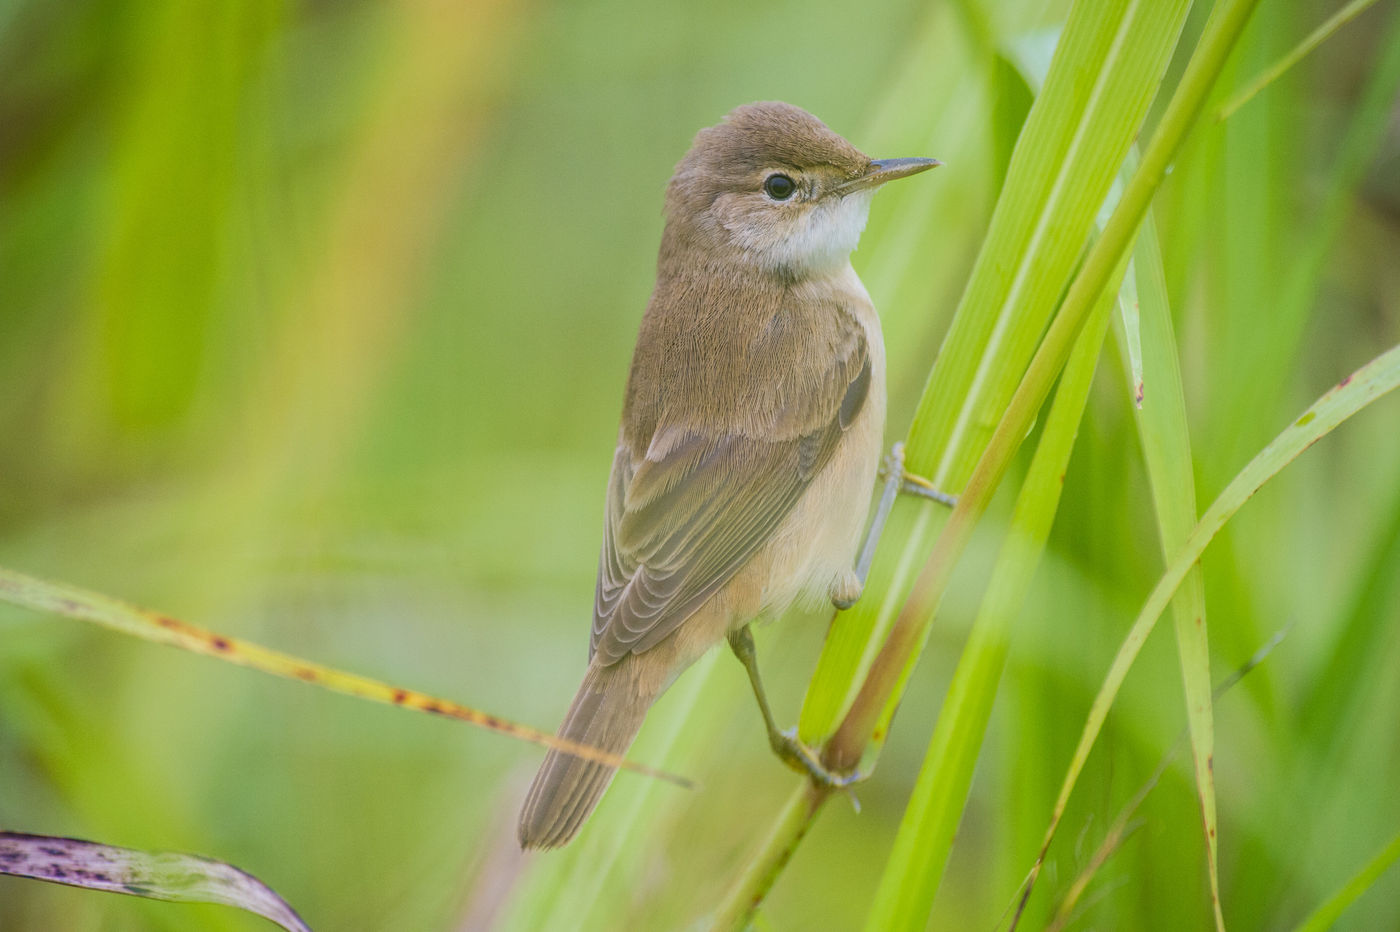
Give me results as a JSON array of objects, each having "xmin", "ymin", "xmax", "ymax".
[{"xmin": 0, "ymin": 832, "xmax": 310, "ymax": 931}]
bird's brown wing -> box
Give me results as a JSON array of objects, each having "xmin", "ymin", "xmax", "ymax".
[{"xmin": 590, "ymin": 337, "xmax": 871, "ymax": 665}]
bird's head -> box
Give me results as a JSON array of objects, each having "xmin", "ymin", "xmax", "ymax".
[{"xmin": 664, "ymin": 101, "xmax": 938, "ymax": 275}]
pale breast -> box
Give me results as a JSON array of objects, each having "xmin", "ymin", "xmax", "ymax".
[{"xmin": 754, "ymin": 263, "xmax": 886, "ymax": 617}]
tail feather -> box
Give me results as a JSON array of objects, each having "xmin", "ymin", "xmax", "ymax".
[{"xmin": 518, "ymin": 660, "xmax": 654, "ymax": 849}]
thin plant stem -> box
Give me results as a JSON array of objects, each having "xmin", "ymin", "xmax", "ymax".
[
  {"xmin": 1215, "ymin": 0, "xmax": 1381, "ymax": 122},
  {"xmin": 709, "ymin": 783, "xmax": 830, "ymax": 929}
]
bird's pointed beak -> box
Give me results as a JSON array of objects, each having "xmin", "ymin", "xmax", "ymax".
[{"xmin": 836, "ymin": 157, "xmax": 942, "ymax": 195}]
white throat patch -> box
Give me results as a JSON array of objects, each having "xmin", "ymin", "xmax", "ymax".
[
  {"xmin": 774, "ymin": 190, "xmax": 875, "ymax": 273},
  {"xmin": 723, "ymin": 189, "xmax": 877, "ymax": 276}
]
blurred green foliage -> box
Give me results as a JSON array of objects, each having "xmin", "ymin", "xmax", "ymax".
[{"xmin": 1, "ymin": 0, "xmax": 1398, "ymax": 929}]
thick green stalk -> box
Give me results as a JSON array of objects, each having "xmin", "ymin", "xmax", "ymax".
[
  {"xmin": 862, "ymin": 259, "xmax": 1122, "ymax": 932},
  {"xmin": 828, "ymin": 0, "xmax": 1263, "ymax": 770},
  {"xmin": 709, "ymin": 783, "xmax": 829, "ymax": 930},
  {"xmin": 715, "ymin": 0, "xmax": 1263, "ymax": 923},
  {"xmin": 801, "ymin": 0, "xmax": 1184, "ymax": 741}
]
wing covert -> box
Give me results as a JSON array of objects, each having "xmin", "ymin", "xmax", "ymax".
[{"xmin": 590, "ymin": 327, "xmax": 871, "ymax": 664}]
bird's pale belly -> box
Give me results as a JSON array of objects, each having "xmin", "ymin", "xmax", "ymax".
[
  {"xmin": 755, "ymin": 384, "xmax": 884, "ymax": 621},
  {"xmin": 755, "ymin": 268, "xmax": 887, "ymax": 621}
]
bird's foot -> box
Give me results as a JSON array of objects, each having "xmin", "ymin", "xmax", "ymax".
[
  {"xmin": 768, "ymin": 726, "xmax": 865, "ymax": 794},
  {"xmin": 829, "ymin": 570, "xmax": 863, "ymax": 611},
  {"xmin": 877, "ymin": 441, "xmax": 958, "ymax": 508}
]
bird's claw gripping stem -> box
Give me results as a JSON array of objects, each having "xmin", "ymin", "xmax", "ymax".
[
  {"xmin": 768, "ymin": 726, "xmax": 865, "ymax": 792},
  {"xmin": 836, "ymin": 442, "xmax": 958, "ymax": 611}
]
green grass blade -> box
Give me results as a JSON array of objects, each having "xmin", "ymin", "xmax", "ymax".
[
  {"xmin": 801, "ymin": 0, "xmax": 1194, "ymax": 744},
  {"xmin": 1047, "ymin": 629, "xmax": 1290, "ymax": 930},
  {"xmin": 726, "ymin": 0, "xmax": 1251, "ymax": 919},
  {"xmin": 1116, "ymin": 203, "xmax": 1221, "ymax": 927},
  {"xmin": 1215, "ymin": 0, "xmax": 1382, "ymax": 122},
  {"xmin": 0, "ymin": 566, "xmax": 687, "ymax": 784},
  {"xmin": 710, "ymin": 783, "xmax": 824, "ymax": 931},
  {"xmin": 827, "ymin": 0, "xmax": 1261, "ymax": 774},
  {"xmin": 1023, "ymin": 341, "xmax": 1400, "ymax": 910},
  {"xmin": 1275, "ymin": 6, "xmax": 1400, "ymax": 743},
  {"xmin": 1202, "ymin": 2, "xmax": 1400, "ymax": 491},
  {"xmin": 861, "ymin": 250, "xmax": 1122, "ymax": 932},
  {"xmin": 1116, "ymin": 256, "xmax": 1145, "ymax": 406},
  {"xmin": 1292, "ymin": 830, "xmax": 1400, "ymax": 932}
]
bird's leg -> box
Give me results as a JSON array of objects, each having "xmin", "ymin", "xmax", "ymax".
[
  {"xmin": 727, "ymin": 625, "xmax": 863, "ymax": 790},
  {"xmin": 830, "ymin": 441, "xmax": 957, "ymax": 610},
  {"xmin": 890, "ymin": 448, "xmax": 958, "ymax": 509}
]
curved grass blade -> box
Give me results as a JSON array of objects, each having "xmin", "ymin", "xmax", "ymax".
[
  {"xmin": 718, "ymin": 0, "xmax": 1250, "ymax": 922},
  {"xmin": 1292, "ymin": 830, "xmax": 1400, "ymax": 932},
  {"xmin": 862, "ymin": 246, "xmax": 1122, "ymax": 932},
  {"xmin": 0, "ymin": 832, "xmax": 310, "ymax": 932},
  {"xmin": 1269, "ymin": 0, "xmax": 1400, "ymax": 746},
  {"xmin": 1215, "ymin": 0, "xmax": 1382, "ymax": 122},
  {"xmin": 0, "ymin": 567, "xmax": 690, "ymax": 787},
  {"xmin": 1046, "ymin": 626, "xmax": 1289, "ymax": 930},
  {"xmin": 800, "ymin": 0, "xmax": 1195, "ymax": 742},
  {"xmin": 1116, "ymin": 257, "xmax": 1144, "ymax": 407},
  {"xmin": 1019, "ymin": 341, "xmax": 1400, "ymax": 915},
  {"xmin": 822, "ymin": 0, "xmax": 1259, "ymax": 777},
  {"xmin": 1116, "ymin": 198, "xmax": 1220, "ymax": 928}
]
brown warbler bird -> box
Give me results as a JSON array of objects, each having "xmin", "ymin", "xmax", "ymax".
[{"xmin": 518, "ymin": 101, "xmax": 946, "ymax": 849}]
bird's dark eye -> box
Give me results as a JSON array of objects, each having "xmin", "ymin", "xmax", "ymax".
[{"xmin": 763, "ymin": 173, "xmax": 796, "ymax": 200}]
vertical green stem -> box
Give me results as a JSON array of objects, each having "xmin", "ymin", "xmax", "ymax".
[
  {"xmin": 715, "ymin": 0, "xmax": 1264, "ymax": 922},
  {"xmin": 830, "ymin": 0, "xmax": 1262, "ymax": 769},
  {"xmin": 709, "ymin": 784, "xmax": 830, "ymax": 930}
]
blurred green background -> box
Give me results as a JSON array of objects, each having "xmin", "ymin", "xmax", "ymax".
[{"xmin": 2, "ymin": 0, "xmax": 1398, "ymax": 929}]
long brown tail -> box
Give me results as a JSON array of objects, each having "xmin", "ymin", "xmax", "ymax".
[{"xmin": 518, "ymin": 659, "xmax": 655, "ymax": 849}]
